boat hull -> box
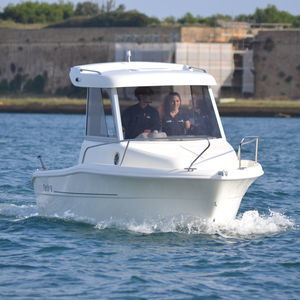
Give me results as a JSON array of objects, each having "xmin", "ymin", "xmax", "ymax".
[{"xmin": 33, "ymin": 167, "xmax": 260, "ymax": 224}]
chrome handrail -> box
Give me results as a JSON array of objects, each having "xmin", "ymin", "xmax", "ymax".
[
  {"xmin": 37, "ymin": 155, "xmax": 47, "ymax": 170},
  {"xmin": 237, "ymin": 136, "xmax": 259, "ymax": 169},
  {"xmin": 81, "ymin": 139, "xmax": 128, "ymax": 164},
  {"xmin": 79, "ymin": 69, "xmax": 102, "ymax": 75},
  {"xmin": 186, "ymin": 138, "xmax": 211, "ymax": 172}
]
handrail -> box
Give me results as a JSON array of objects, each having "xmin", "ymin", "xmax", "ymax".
[
  {"xmin": 82, "ymin": 136, "xmax": 212, "ymax": 168},
  {"xmin": 81, "ymin": 139, "xmax": 128, "ymax": 164},
  {"xmin": 119, "ymin": 140, "xmax": 130, "ymax": 166},
  {"xmin": 237, "ymin": 136, "xmax": 259, "ymax": 169},
  {"xmin": 37, "ymin": 155, "xmax": 47, "ymax": 170},
  {"xmin": 184, "ymin": 65, "xmax": 207, "ymax": 73},
  {"xmin": 79, "ymin": 69, "xmax": 102, "ymax": 75},
  {"xmin": 186, "ymin": 138, "xmax": 211, "ymax": 172}
]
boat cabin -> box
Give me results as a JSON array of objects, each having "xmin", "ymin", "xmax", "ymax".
[
  {"xmin": 33, "ymin": 61, "xmax": 263, "ymax": 225},
  {"xmin": 70, "ymin": 62, "xmax": 225, "ymax": 142}
]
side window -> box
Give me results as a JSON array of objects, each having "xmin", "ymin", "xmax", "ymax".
[
  {"xmin": 190, "ymin": 86, "xmax": 221, "ymax": 138},
  {"xmin": 101, "ymin": 89, "xmax": 116, "ymax": 137},
  {"xmin": 86, "ymin": 88, "xmax": 116, "ymax": 137}
]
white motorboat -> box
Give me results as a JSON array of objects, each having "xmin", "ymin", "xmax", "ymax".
[{"xmin": 33, "ymin": 57, "xmax": 263, "ymax": 224}]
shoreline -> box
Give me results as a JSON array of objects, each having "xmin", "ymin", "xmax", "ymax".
[
  {"xmin": 217, "ymin": 106, "xmax": 300, "ymax": 117},
  {"xmin": 1, "ymin": 103, "xmax": 300, "ymax": 117},
  {"xmin": 0, "ymin": 103, "xmax": 86, "ymax": 114}
]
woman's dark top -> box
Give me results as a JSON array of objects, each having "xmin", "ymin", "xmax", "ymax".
[
  {"xmin": 122, "ymin": 103, "xmax": 160, "ymax": 139},
  {"xmin": 162, "ymin": 110, "xmax": 189, "ymax": 136}
]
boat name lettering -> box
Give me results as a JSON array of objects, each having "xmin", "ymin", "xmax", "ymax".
[{"xmin": 43, "ymin": 184, "xmax": 53, "ymax": 192}]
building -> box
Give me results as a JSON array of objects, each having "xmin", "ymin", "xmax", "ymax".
[{"xmin": 0, "ymin": 26, "xmax": 299, "ymax": 99}]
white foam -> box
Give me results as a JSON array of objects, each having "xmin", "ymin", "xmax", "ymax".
[
  {"xmin": 59, "ymin": 210, "xmax": 97, "ymax": 224},
  {"xmin": 0, "ymin": 203, "xmax": 38, "ymax": 219},
  {"xmin": 1, "ymin": 204, "xmax": 293, "ymax": 238},
  {"xmin": 213, "ymin": 210, "xmax": 295, "ymax": 237},
  {"xmin": 94, "ymin": 210, "xmax": 295, "ymax": 237}
]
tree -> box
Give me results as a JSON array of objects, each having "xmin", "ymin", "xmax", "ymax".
[
  {"xmin": 253, "ymin": 5, "xmax": 294, "ymax": 23},
  {"xmin": 1, "ymin": 1, "xmax": 74, "ymax": 23},
  {"xmin": 75, "ymin": 2, "xmax": 100, "ymax": 16},
  {"xmin": 1, "ymin": 1, "xmax": 299, "ymax": 28},
  {"xmin": 163, "ymin": 16, "xmax": 177, "ymax": 25},
  {"xmin": 90, "ymin": 10, "xmax": 159, "ymax": 27},
  {"xmin": 101, "ymin": 0, "xmax": 116, "ymax": 13},
  {"xmin": 115, "ymin": 4, "xmax": 126, "ymax": 13},
  {"xmin": 204, "ymin": 14, "xmax": 233, "ymax": 27},
  {"xmin": 178, "ymin": 13, "xmax": 199, "ymax": 24},
  {"xmin": 292, "ymin": 16, "xmax": 300, "ymax": 27},
  {"xmin": 235, "ymin": 14, "xmax": 253, "ymax": 22}
]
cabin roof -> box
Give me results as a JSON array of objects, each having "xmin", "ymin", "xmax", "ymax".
[{"xmin": 70, "ymin": 62, "xmax": 216, "ymax": 88}]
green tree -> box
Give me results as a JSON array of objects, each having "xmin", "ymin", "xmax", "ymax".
[
  {"xmin": 178, "ymin": 12, "xmax": 199, "ymax": 24},
  {"xmin": 292, "ymin": 15, "xmax": 300, "ymax": 27},
  {"xmin": 211, "ymin": 14, "xmax": 232, "ymax": 22},
  {"xmin": 90, "ymin": 10, "xmax": 159, "ymax": 27},
  {"xmin": 101, "ymin": 0, "xmax": 116, "ymax": 13},
  {"xmin": 2, "ymin": 1, "xmax": 299, "ymax": 28},
  {"xmin": 75, "ymin": 2, "xmax": 100, "ymax": 16},
  {"xmin": 204, "ymin": 14, "xmax": 233, "ymax": 27},
  {"xmin": 115, "ymin": 4, "xmax": 126, "ymax": 13},
  {"xmin": 163, "ymin": 16, "xmax": 177, "ymax": 25},
  {"xmin": 235, "ymin": 14, "xmax": 253, "ymax": 22},
  {"xmin": 1, "ymin": 1, "xmax": 74, "ymax": 24},
  {"xmin": 253, "ymin": 5, "xmax": 294, "ymax": 23}
]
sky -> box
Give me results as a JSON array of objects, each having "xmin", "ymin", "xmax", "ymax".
[{"xmin": 0, "ymin": 0, "xmax": 299, "ymax": 19}]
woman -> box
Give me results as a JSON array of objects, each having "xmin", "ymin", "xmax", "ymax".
[{"xmin": 162, "ymin": 92, "xmax": 190, "ymax": 136}]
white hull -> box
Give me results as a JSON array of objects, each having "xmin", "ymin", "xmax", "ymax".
[
  {"xmin": 33, "ymin": 163, "xmax": 262, "ymax": 224},
  {"xmin": 32, "ymin": 61, "xmax": 265, "ymax": 225}
]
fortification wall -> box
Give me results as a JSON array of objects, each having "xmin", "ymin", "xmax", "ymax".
[
  {"xmin": 180, "ymin": 27, "xmax": 250, "ymax": 43},
  {"xmin": 254, "ymin": 30, "xmax": 300, "ymax": 99},
  {"xmin": 0, "ymin": 27, "xmax": 180, "ymax": 95},
  {"xmin": 1, "ymin": 27, "xmax": 300, "ymax": 98}
]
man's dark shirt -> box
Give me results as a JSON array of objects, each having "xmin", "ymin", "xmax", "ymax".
[
  {"xmin": 162, "ymin": 110, "xmax": 189, "ymax": 136},
  {"xmin": 122, "ymin": 103, "xmax": 160, "ymax": 139},
  {"xmin": 190, "ymin": 112, "xmax": 211, "ymax": 136}
]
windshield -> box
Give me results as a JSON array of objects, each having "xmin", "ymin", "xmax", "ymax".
[{"xmin": 117, "ymin": 86, "xmax": 221, "ymax": 140}]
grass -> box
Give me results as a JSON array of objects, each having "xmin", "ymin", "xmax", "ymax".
[
  {"xmin": 0, "ymin": 20, "xmax": 48, "ymax": 29},
  {"xmin": 1, "ymin": 96, "xmax": 299, "ymax": 116},
  {"xmin": 0, "ymin": 97, "xmax": 85, "ymax": 106},
  {"xmin": 218, "ymin": 99, "xmax": 300, "ymax": 107},
  {"xmin": 1, "ymin": 97, "xmax": 299, "ymax": 107}
]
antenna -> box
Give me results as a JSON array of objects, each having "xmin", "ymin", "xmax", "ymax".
[
  {"xmin": 37, "ymin": 155, "xmax": 47, "ymax": 170},
  {"xmin": 126, "ymin": 50, "xmax": 131, "ymax": 62}
]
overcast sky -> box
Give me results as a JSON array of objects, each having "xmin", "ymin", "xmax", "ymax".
[{"xmin": 0, "ymin": 0, "xmax": 299, "ymax": 18}]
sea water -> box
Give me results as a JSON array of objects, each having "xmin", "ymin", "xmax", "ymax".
[{"xmin": 0, "ymin": 113, "xmax": 299, "ymax": 299}]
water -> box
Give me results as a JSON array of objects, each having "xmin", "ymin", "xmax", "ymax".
[{"xmin": 0, "ymin": 113, "xmax": 299, "ymax": 299}]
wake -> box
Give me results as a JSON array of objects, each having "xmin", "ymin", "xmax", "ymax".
[
  {"xmin": 0, "ymin": 203, "xmax": 38, "ymax": 219},
  {"xmin": 95, "ymin": 210, "xmax": 295, "ymax": 237},
  {"xmin": 0, "ymin": 203, "xmax": 294, "ymax": 237}
]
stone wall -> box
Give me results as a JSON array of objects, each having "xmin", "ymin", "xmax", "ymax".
[
  {"xmin": 180, "ymin": 27, "xmax": 250, "ymax": 43},
  {"xmin": 1, "ymin": 27, "xmax": 300, "ymax": 98},
  {"xmin": 254, "ymin": 30, "xmax": 300, "ymax": 99},
  {"xmin": 0, "ymin": 27, "xmax": 180, "ymax": 95}
]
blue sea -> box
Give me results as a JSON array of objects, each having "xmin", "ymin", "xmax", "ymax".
[{"xmin": 0, "ymin": 113, "xmax": 299, "ymax": 299}]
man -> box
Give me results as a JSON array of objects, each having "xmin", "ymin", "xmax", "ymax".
[
  {"xmin": 189, "ymin": 92, "xmax": 214, "ymax": 136},
  {"xmin": 122, "ymin": 87, "xmax": 160, "ymax": 139}
]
